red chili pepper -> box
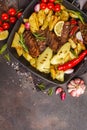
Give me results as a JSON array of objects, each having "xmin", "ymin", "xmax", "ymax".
[
  {"xmin": 70, "ymin": 19, "xmax": 77, "ymax": 25},
  {"xmin": 58, "ymin": 50, "xmax": 87, "ymax": 71},
  {"xmin": 69, "ymin": 25, "xmax": 78, "ymax": 36}
]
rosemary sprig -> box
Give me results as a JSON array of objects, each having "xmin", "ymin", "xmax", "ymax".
[
  {"xmin": 19, "ymin": 34, "xmax": 28, "ymax": 53},
  {"xmin": 33, "ymin": 33, "xmax": 46, "ymax": 41}
]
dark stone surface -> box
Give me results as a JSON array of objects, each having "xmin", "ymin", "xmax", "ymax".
[{"xmin": 0, "ymin": 55, "xmax": 87, "ymax": 130}]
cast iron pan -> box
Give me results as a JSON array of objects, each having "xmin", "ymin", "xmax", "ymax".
[{"xmin": 7, "ymin": 0, "xmax": 87, "ymax": 86}]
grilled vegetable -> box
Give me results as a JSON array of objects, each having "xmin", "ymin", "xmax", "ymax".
[
  {"xmin": 29, "ymin": 12, "xmax": 39, "ymax": 32},
  {"xmin": 41, "ymin": 10, "xmax": 53, "ymax": 30},
  {"xmin": 23, "ymin": 51, "xmax": 33, "ymax": 63},
  {"xmin": 37, "ymin": 10, "xmax": 46, "ymax": 26},
  {"xmin": 60, "ymin": 10, "xmax": 69, "ymax": 21},
  {"xmin": 36, "ymin": 47, "xmax": 53, "ymax": 73},
  {"xmin": 51, "ymin": 42, "xmax": 71, "ymax": 65},
  {"xmin": 18, "ymin": 23, "xmax": 25, "ymax": 34},
  {"xmin": 58, "ymin": 50, "xmax": 87, "ymax": 71},
  {"xmin": 11, "ymin": 32, "xmax": 23, "ymax": 56},
  {"xmin": 55, "ymin": 70, "xmax": 64, "ymax": 81}
]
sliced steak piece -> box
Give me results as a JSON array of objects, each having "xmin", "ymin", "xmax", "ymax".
[
  {"xmin": 61, "ymin": 21, "xmax": 71, "ymax": 43},
  {"xmin": 36, "ymin": 29, "xmax": 48, "ymax": 53},
  {"xmin": 46, "ymin": 30, "xmax": 62, "ymax": 52},
  {"xmin": 37, "ymin": 41, "xmax": 47, "ymax": 53},
  {"xmin": 23, "ymin": 30, "xmax": 40, "ymax": 58},
  {"xmin": 78, "ymin": 21, "xmax": 87, "ymax": 44}
]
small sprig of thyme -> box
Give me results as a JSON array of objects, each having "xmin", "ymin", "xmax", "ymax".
[{"xmin": 33, "ymin": 33, "xmax": 46, "ymax": 41}]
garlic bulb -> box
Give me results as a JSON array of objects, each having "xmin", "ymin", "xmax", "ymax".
[{"xmin": 67, "ymin": 78, "xmax": 86, "ymax": 97}]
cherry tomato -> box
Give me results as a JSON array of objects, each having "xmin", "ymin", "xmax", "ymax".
[
  {"xmin": 8, "ymin": 8, "xmax": 16, "ymax": 16},
  {"xmin": 54, "ymin": 4, "xmax": 61, "ymax": 12},
  {"xmin": 2, "ymin": 22, "xmax": 10, "ymax": 30},
  {"xmin": 0, "ymin": 20, "xmax": 2, "ymax": 26},
  {"xmin": 1, "ymin": 13, "xmax": 9, "ymax": 21},
  {"xmin": 49, "ymin": 0, "xmax": 55, "ymax": 3},
  {"xmin": 41, "ymin": 0, "xmax": 48, "ymax": 2},
  {"xmin": 0, "ymin": 26, "xmax": 4, "ymax": 32},
  {"xmin": 17, "ymin": 12, "xmax": 22, "ymax": 18},
  {"xmin": 47, "ymin": 2, "xmax": 54, "ymax": 10},
  {"xmin": 10, "ymin": 16, "xmax": 16, "ymax": 23},
  {"xmin": 40, "ymin": 2, "xmax": 47, "ymax": 9}
]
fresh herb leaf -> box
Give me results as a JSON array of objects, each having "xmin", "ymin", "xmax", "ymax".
[
  {"xmin": 48, "ymin": 88, "xmax": 53, "ymax": 96},
  {"xmin": 37, "ymin": 83, "xmax": 46, "ymax": 91},
  {"xmin": 0, "ymin": 43, "xmax": 7, "ymax": 55},
  {"xmin": 19, "ymin": 34, "xmax": 28, "ymax": 53},
  {"xmin": 33, "ymin": 33, "xmax": 46, "ymax": 41},
  {"xmin": 4, "ymin": 53, "xmax": 10, "ymax": 61}
]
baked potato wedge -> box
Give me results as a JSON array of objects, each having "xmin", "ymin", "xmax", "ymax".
[{"xmin": 11, "ymin": 32, "xmax": 23, "ymax": 56}]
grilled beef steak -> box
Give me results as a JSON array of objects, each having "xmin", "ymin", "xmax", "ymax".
[
  {"xmin": 61, "ymin": 21, "xmax": 71, "ymax": 43},
  {"xmin": 46, "ymin": 30, "xmax": 61, "ymax": 52},
  {"xmin": 79, "ymin": 21, "xmax": 87, "ymax": 44},
  {"xmin": 23, "ymin": 31, "xmax": 40, "ymax": 58}
]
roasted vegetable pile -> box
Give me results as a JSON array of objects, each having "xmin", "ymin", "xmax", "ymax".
[{"xmin": 11, "ymin": 0, "xmax": 87, "ymax": 82}]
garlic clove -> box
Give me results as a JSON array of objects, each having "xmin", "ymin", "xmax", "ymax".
[
  {"xmin": 68, "ymin": 83, "xmax": 75, "ymax": 89},
  {"xmin": 55, "ymin": 87, "xmax": 63, "ymax": 95},
  {"xmin": 64, "ymin": 68, "xmax": 74, "ymax": 74},
  {"xmin": 80, "ymin": 80, "xmax": 84, "ymax": 85},
  {"xmin": 76, "ymin": 31, "xmax": 83, "ymax": 41},
  {"xmin": 68, "ymin": 88, "xmax": 76, "ymax": 93},
  {"xmin": 70, "ymin": 90, "xmax": 77, "ymax": 97},
  {"xmin": 74, "ymin": 78, "xmax": 82, "ymax": 85},
  {"xmin": 81, "ymin": 84, "xmax": 86, "ymax": 90},
  {"xmin": 60, "ymin": 91, "xmax": 66, "ymax": 101},
  {"xmin": 70, "ymin": 80, "xmax": 76, "ymax": 86}
]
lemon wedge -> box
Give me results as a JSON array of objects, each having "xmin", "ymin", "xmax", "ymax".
[
  {"xmin": 54, "ymin": 21, "xmax": 64, "ymax": 36},
  {"xmin": 0, "ymin": 30, "xmax": 9, "ymax": 41}
]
